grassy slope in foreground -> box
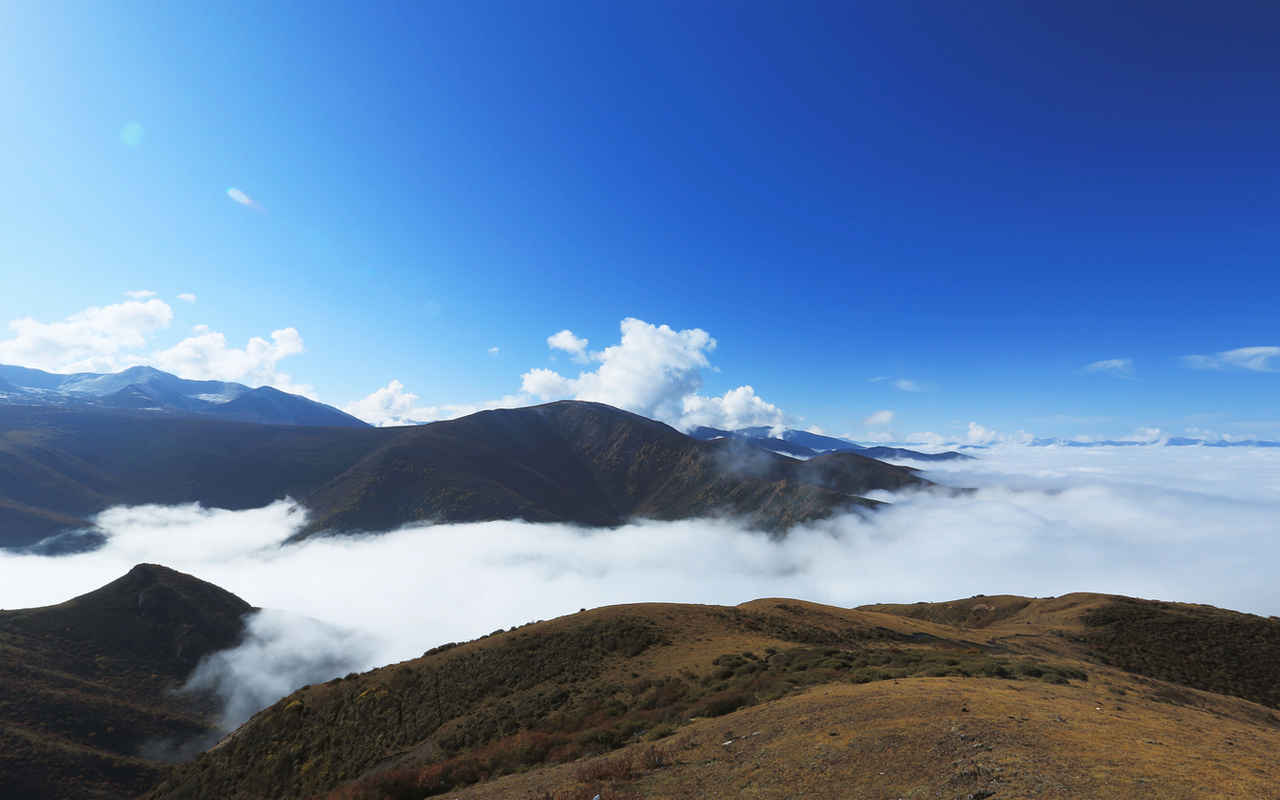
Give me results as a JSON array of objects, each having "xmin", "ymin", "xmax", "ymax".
[{"xmin": 149, "ymin": 593, "xmax": 1280, "ymax": 800}]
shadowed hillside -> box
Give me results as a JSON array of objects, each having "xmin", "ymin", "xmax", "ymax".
[
  {"xmin": 0, "ymin": 405, "xmax": 383, "ymax": 547},
  {"xmin": 0, "ymin": 565, "xmax": 253, "ymax": 799},
  {"xmin": 148, "ymin": 592, "xmax": 1280, "ymax": 800},
  {"xmin": 863, "ymin": 594, "xmax": 1280, "ymax": 708},
  {"xmin": 0, "ymin": 402, "xmax": 932, "ymax": 547},
  {"xmin": 297, "ymin": 402, "xmax": 927, "ymax": 536}
]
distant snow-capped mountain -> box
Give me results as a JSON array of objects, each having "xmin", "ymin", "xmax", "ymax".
[
  {"xmin": 686, "ymin": 425, "xmax": 971, "ymax": 462},
  {"xmin": 0, "ymin": 364, "xmax": 368, "ymax": 428},
  {"xmin": 1028, "ymin": 437, "xmax": 1280, "ymax": 448}
]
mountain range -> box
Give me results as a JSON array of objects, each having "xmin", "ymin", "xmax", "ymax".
[
  {"xmin": 0, "ymin": 401, "xmax": 935, "ymax": 548},
  {"xmin": 0, "ymin": 364, "xmax": 367, "ymax": 428},
  {"xmin": 4, "ymin": 566, "xmax": 1279, "ymax": 799},
  {"xmin": 687, "ymin": 425, "xmax": 972, "ymax": 462},
  {"xmin": 1029, "ymin": 436, "xmax": 1280, "ymax": 448}
]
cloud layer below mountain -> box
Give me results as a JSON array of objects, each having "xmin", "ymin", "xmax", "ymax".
[{"xmin": 2, "ymin": 445, "xmax": 1277, "ymax": 729}]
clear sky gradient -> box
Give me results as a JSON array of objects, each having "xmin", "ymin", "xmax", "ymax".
[{"xmin": 1, "ymin": 1, "xmax": 1276, "ymax": 442}]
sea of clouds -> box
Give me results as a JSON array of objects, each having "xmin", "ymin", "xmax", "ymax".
[{"xmin": 2, "ymin": 444, "xmax": 1277, "ymax": 730}]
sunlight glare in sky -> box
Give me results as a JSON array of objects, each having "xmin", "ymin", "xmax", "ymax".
[{"xmin": 118, "ymin": 121, "xmax": 145, "ymax": 147}]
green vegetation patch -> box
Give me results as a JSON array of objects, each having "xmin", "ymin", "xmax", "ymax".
[
  {"xmin": 1084, "ymin": 598, "xmax": 1280, "ymax": 709},
  {"xmin": 151, "ymin": 616, "xmax": 667, "ymax": 800}
]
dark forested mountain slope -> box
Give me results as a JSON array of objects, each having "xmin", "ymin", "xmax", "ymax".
[
  {"xmin": 295, "ymin": 402, "xmax": 928, "ymax": 536},
  {"xmin": 0, "ymin": 401, "xmax": 933, "ymax": 548},
  {"xmin": 0, "ymin": 405, "xmax": 383, "ymax": 547}
]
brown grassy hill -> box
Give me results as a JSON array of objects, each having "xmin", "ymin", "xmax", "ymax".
[
  {"xmin": 0, "ymin": 565, "xmax": 253, "ymax": 799},
  {"xmin": 148, "ymin": 593, "xmax": 1280, "ymax": 800},
  {"xmin": 0, "ymin": 402, "xmax": 927, "ymax": 547}
]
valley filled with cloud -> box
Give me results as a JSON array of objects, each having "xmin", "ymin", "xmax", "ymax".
[{"xmin": 2, "ymin": 444, "xmax": 1276, "ymax": 730}]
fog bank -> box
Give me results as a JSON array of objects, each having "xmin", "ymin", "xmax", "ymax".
[{"xmin": 2, "ymin": 444, "xmax": 1277, "ymax": 731}]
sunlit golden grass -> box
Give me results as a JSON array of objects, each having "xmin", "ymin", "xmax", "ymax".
[{"xmin": 150, "ymin": 592, "xmax": 1280, "ymax": 799}]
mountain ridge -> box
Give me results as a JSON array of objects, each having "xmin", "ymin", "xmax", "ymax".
[
  {"xmin": 0, "ymin": 401, "xmax": 933, "ymax": 548},
  {"xmin": 5, "ymin": 567, "xmax": 1280, "ymax": 799},
  {"xmin": 0, "ymin": 363, "xmax": 367, "ymax": 429},
  {"xmin": 688, "ymin": 425, "xmax": 972, "ymax": 462},
  {"xmin": 143, "ymin": 587, "xmax": 1280, "ymax": 800}
]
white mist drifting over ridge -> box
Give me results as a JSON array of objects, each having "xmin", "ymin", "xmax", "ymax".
[{"xmin": 1, "ymin": 444, "xmax": 1278, "ymax": 730}]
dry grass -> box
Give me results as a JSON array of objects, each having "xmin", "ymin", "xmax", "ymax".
[
  {"xmin": 446, "ymin": 676, "xmax": 1280, "ymax": 799},
  {"xmin": 152, "ymin": 594, "xmax": 1280, "ymax": 800}
]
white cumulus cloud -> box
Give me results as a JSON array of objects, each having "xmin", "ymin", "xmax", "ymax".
[
  {"xmin": 349, "ymin": 318, "xmax": 792, "ymax": 432},
  {"xmin": 149, "ymin": 327, "xmax": 313, "ymax": 397},
  {"xmin": 547, "ymin": 329, "xmax": 589, "ymax": 362},
  {"xmin": 0, "ymin": 298, "xmax": 174, "ymax": 373},
  {"xmin": 0, "ymin": 297, "xmax": 311, "ymax": 395},
  {"xmin": 967, "ymin": 422, "xmax": 998, "ymax": 445},
  {"xmin": 522, "ymin": 318, "xmax": 787, "ymax": 431},
  {"xmin": 680, "ymin": 385, "xmax": 786, "ymax": 433},
  {"xmin": 344, "ymin": 379, "xmax": 524, "ymax": 427}
]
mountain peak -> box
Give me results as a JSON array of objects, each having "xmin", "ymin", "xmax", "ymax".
[
  {"xmin": 4, "ymin": 564, "xmax": 254, "ymax": 672},
  {"xmin": 0, "ymin": 362, "xmax": 368, "ymax": 428}
]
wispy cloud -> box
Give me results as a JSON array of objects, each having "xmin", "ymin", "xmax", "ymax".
[
  {"xmin": 1182, "ymin": 346, "xmax": 1279, "ymax": 372},
  {"xmin": 177, "ymin": 293, "xmax": 197, "ymax": 303},
  {"xmin": 864, "ymin": 409, "xmax": 894, "ymax": 427},
  {"xmin": 487, "ymin": 346, "xmax": 500, "ymax": 356},
  {"xmin": 226, "ymin": 187, "xmax": 262, "ymax": 210},
  {"xmin": 124, "ymin": 290, "xmax": 157, "ymax": 300},
  {"xmin": 893, "ymin": 378, "xmax": 923, "ymax": 392},
  {"xmin": 868, "ymin": 376, "xmax": 925, "ymax": 392},
  {"xmin": 1083, "ymin": 358, "xmax": 1134, "ymax": 378}
]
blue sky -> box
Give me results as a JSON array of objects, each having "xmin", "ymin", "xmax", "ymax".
[{"xmin": 1, "ymin": 1, "xmax": 1277, "ymax": 442}]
